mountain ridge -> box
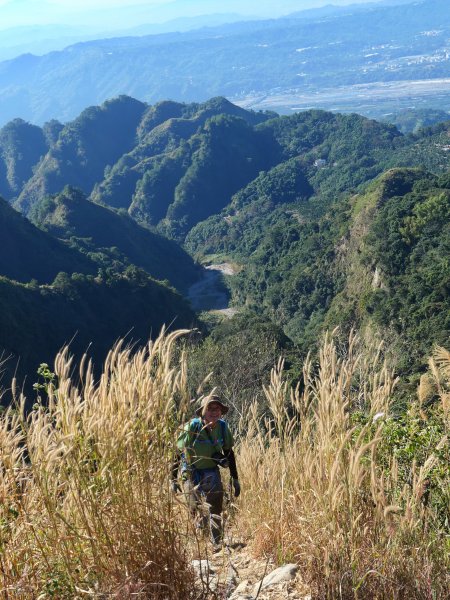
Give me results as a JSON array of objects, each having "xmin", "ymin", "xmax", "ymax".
[{"xmin": 1, "ymin": 96, "xmax": 449, "ymax": 396}]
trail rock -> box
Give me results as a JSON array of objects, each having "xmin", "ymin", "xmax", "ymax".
[
  {"xmin": 192, "ymin": 559, "xmax": 217, "ymax": 590},
  {"xmin": 192, "ymin": 559, "xmax": 215, "ymax": 577},
  {"xmin": 252, "ymin": 563, "xmax": 299, "ymax": 595},
  {"xmin": 228, "ymin": 541, "xmax": 247, "ymax": 550},
  {"xmin": 229, "ymin": 578, "xmax": 250, "ymax": 598}
]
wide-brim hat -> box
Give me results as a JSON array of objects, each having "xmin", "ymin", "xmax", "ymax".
[{"xmin": 195, "ymin": 394, "xmax": 229, "ymax": 416}]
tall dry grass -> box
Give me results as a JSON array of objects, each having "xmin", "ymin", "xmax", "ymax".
[
  {"xmin": 1, "ymin": 329, "xmax": 448, "ymax": 599},
  {"xmin": 236, "ymin": 331, "xmax": 449, "ymax": 599},
  {"xmin": 0, "ymin": 329, "xmax": 196, "ymax": 599}
]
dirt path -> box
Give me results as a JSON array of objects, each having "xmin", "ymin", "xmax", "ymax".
[{"xmin": 188, "ymin": 263, "xmax": 239, "ymax": 315}]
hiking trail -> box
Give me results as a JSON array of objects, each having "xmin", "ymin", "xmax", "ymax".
[{"xmin": 191, "ymin": 534, "xmax": 311, "ymax": 599}]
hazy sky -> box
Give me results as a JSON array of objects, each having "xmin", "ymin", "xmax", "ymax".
[{"xmin": 0, "ymin": 0, "xmax": 388, "ymax": 29}]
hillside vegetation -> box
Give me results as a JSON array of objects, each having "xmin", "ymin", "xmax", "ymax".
[
  {"xmin": 1, "ymin": 96, "xmax": 449, "ymax": 404},
  {"xmin": 0, "ymin": 270, "xmax": 196, "ymax": 399},
  {"xmin": 0, "ymin": 118, "xmax": 50, "ymax": 198},
  {"xmin": 0, "ymin": 330, "xmax": 448, "ymax": 598},
  {"xmin": 0, "ymin": 187, "xmax": 198, "ymax": 393},
  {"xmin": 0, "ymin": 196, "xmax": 96, "ymax": 283},
  {"xmin": 15, "ymin": 95, "xmax": 147, "ymax": 214},
  {"xmin": 29, "ymin": 185, "xmax": 199, "ymax": 292},
  {"xmin": 187, "ymin": 167, "xmax": 450, "ymax": 384}
]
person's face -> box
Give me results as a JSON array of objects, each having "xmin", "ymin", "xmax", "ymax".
[{"xmin": 203, "ymin": 401, "xmax": 223, "ymax": 425}]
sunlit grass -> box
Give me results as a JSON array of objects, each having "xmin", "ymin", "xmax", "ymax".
[
  {"xmin": 0, "ymin": 329, "xmax": 196, "ymax": 598},
  {"xmin": 235, "ymin": 332, "xmax": 449, "ymax": 599},
  {"xmin": 0, "ymin": 329, "xmax": 448, "ymax": 598}
]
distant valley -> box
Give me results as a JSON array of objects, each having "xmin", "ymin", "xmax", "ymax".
[
  {"xmin": 0, "ymin": 0, "xmax": 449, "ymax": 125},
  {"xmin": 237, "ymin": 78, "xmax": 450, "ymax": 120}
]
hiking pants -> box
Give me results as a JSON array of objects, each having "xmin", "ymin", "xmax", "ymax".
[{"xmin": 183, "ymin": 467, "xmax": 224, "ymax": 544}]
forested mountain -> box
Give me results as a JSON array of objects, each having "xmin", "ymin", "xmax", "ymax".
[
  {"xmin": 187, "ymin": 166, "xmax": 450, "ymax": 380},
  {"xmin": 1, "ymin": 95, "xmax": 449, "ymax": 400},
  {"xmin": 29, "ymin": 186, "xmax": 199, "ymax": 292},
  {"xmin": 15, "ymin": 96, "xmax": 147, "ymax": 214},
  {"xmin": 0, "ymin": 0, "xmax": 448, "ymax": 125},
  {"xmin": 0, "ymin": 195, "xmax": 95, "ymax": 283},
  {"xmin": 8, "ymin": 94, "xmax": 449, "ymax": 249},
  {"xmin": 9, "ymin": 97, "xmax": 275, "ymax": 239}
]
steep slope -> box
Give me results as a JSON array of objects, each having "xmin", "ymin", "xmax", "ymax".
[
  {"xmin": 188, "ymin": 166, "xmax": 450, "ymax": 376},
  {"xmin": 16, "ymin": 96, "xmax": 147, "ymax": 214},
  {"xmin": 185, "ymin": 157, "xmax": 314, "ymax": 256},
  {"xmin": 0, "ymin": 195, "xmax": 95, "ymax": 283},
  {"xmin": 90, "ymin": 97, "xmax": 271, "ymax": 213},
  {"xmin": 343, "ymin": 168, "xmax": 450, "ymax": 371},
  {"xmin": 0, "ymin": 269, "xmax": 196, "ymax": 400},
  {"xmin": 0, "ymin": 118, "xmax": 49, "ymax": 201},
  {"xmin": 159, "ymin": 113, "xmax": 276, "ymax": 239},
  {"xmin": 94, "ymin": 107, "xmax": 405, "ymax": 241},
  {"xmin": 30, "ymin": 186, "xmax": 200, "ymax": 292}
]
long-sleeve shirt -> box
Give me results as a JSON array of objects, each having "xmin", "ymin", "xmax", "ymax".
[{"xmin": 172, "ymin": 417, "xmax": 239, "ymax": 480}]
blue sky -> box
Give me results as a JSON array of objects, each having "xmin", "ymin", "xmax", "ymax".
[{"xmin": 0, "ymin": 0, "xmax": 387, "ymax": 29}]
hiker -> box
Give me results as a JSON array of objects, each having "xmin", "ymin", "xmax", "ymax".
[{"xmin": 171, "ymin": 394, "xmax": 240, "ymax": 547}]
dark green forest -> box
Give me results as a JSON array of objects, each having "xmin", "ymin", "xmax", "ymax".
[
  {"xmin": 1, "ymin": 96, "xmax": 449, "ymax": 406},
  {"xmin": 0, "ymin": 269, "xmax": 196, "ymax": 399}
]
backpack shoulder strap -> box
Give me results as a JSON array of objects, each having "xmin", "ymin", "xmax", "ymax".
[
  {"xmin": 191, "ymin": 417, "xmax": 202, "ymax": 431},
  {"xmin": 220, "ymin": 419, "xmax": 226, "ymax": 443},
  {"xmin": 190, "ymin": 417, "xmax": 203, "ymax": 443},
  {"xmin": 180, "ymin": 418, "xmax": 202, "ymax": 472}
]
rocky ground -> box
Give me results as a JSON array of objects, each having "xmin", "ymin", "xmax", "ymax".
[{"xmin": 191, "ymin": 537, "xmax": 311, "ymax": 599}]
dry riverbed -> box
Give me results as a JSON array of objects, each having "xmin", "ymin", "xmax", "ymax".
[{"xmin": 188, "ymin": 263, "xmax": 239, "ymax": 317}]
